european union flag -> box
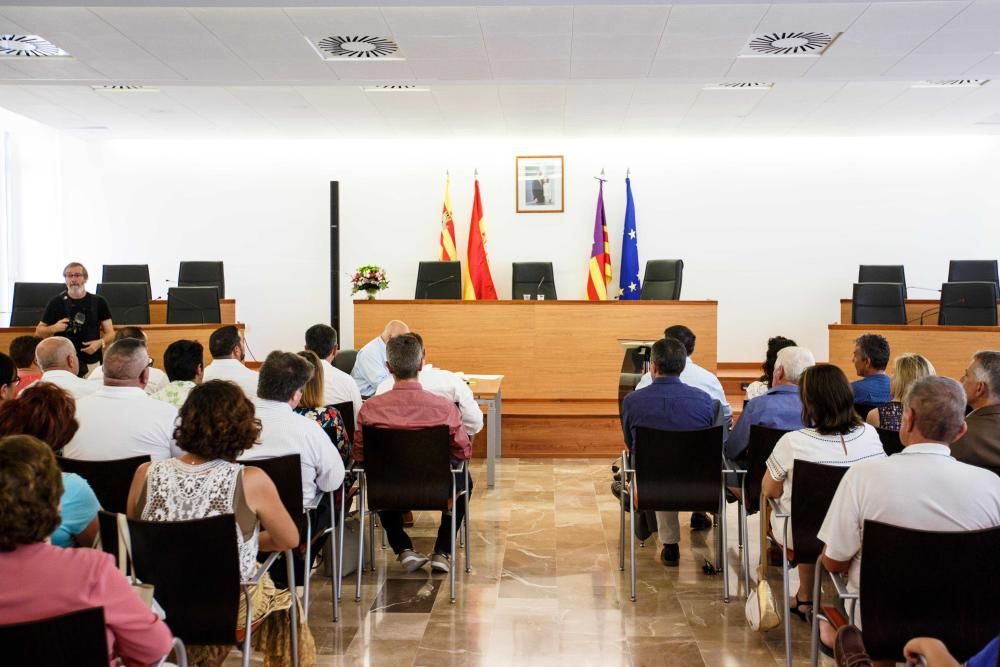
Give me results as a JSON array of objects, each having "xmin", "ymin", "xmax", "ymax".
[{"xmin": 618, "ymin": 177, "xmax": 641, "ymax": 300}]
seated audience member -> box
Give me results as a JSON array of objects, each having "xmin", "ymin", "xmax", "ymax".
[
  {"xmin": 621, "ymin": 337, "xmax": 715, "ymax": 566},
  {"xmin": 0, "ymin": 383, "xmax": 99, "ymax": 547},
  {"xmin": 352, "ymin": 319, "xmax": 409, "ymax": 398},
  {"xmin": 763, "ymin": 364, "xmax": 884, "ymax": 622},
  {"xmin": 127, "ymin": 380, "xmax": 315, "ymax": 667},
  {"xmin": 304, "ymin": 324, "xmax": 362, "ymax": 422},
  {"xmin": 151, "ymin": 339, "xmax": 204, "ymax": 408},
  {"xmin": 354, "ymin": 333, "xmax": 471, "ymax": 574},
  {"xmin": 88, "ymin": 326, "xmax": 169, "ymax": 395},
  {"xmin": 744, "ymin": 336, "xmax": 798, "ymax": 400},
  {"xmin": 818, "ymin": 376, "xmax": 1000, "ymax": 653},
  {"xmin": 62, "ymin": 338, "xmax": 180, "ymax": 461},
  {"xmin": 953, "ymin": 350, "xmax": 1000, "ymax": 469},
  {"xmin": 0, "ymin": 435, "xmax": 173, "ymax": 664},
  {"xmin": 830, "ymin": 624, "xmax": 999, "ymax": 667},
  {"xmin": 726, "ymin": 346, "xmax": 814, "ymax": 462},
  {"xmin": 7, "ymin": 335, "xmax": 42, "ymax": 397},
  {"xmin": 375, "ymin": 332, "xmax": 483, "ymax": 438},
  {"xmin": 866, "ymin": 353, "xmax": 935, "ymax": 431},
  {"xmin": 29, "ymin": 337, "xmax": 98, "ymax": 399},
  {"xmin": 203, "ymin": 324, "xmax": 259, "ymax": 398},
  {"xmin": 850, "ymin": 333, "xmax": 892, "ymax": 405},
  {"xmin": 296, "ymin": 350, "xmax": 351, "ymax": 469},
  {"xmin": 0, "ymin": 353, "xmax": 17, "ymax": 403}
]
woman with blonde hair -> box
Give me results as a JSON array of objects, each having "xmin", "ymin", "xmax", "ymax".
[
  {"xmin": 866, "ymin": 353, "xmax": 936, "ymax": 431},
  {"xmin": 295, "ymin": 350, "xmax": 351, "ymax": 469}
]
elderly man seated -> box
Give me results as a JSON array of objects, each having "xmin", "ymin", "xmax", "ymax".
[
  {"xmin": 29, "ymin": 337, "xmax": 98, "ymax": 400},
  {"xmin": 953, "ymin": 350, "xmax": 1000, "ymax": 469}
]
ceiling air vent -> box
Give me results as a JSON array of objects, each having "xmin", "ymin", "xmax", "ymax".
[
  {"xmin": 913, "ymin": 80, "xmax": 989, "ymax": 88},
  {"xmin": 703, "ymin": 82, "xmax": 774, "ymax": 90},
  {"xmin": 308, "ymin": 35, "xmax": 403, "ymax": 61},
  {"xmin": 91, "ymin": 85, "xmax": 159, "ymax": 93},
  {"xmin": 739, "ymin": 31, "xmax": 838, "ymax": 57},
  {"xmin": 0, "ymin": 34, "xmax": 69, "ymax": 58},
  {"xmin": 362, "ymin": 84, "xmax": 429, "ymax": 92}
]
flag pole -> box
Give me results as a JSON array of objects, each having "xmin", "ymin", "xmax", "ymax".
[{"xmin": 594, "ymin": 167, "xmax": 607, "ymax": 183}]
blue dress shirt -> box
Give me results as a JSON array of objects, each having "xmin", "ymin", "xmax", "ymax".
[
  {"xmin": 620, "ymin": 376, "xmax": 715, "ymax": 451},
  {"xmin": 351, "ymin": 336, "xmax": 388, "ymax": 397},
  {"xmin": 851, "ymin": 374, "xmax": 891, "ymax": 404},
  {"xmin": 725, "ymin": 384, "xmax": 804, "ymax": 460}
]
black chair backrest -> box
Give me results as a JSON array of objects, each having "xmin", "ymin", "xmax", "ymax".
[
  {"xmin": 852, "ymin": 282, "xmax": 906, "ymax": 325},
  {"xmin": 511, "ymin": 262, "xmax": 557, "ymax": 300},
  {"xmin": 640, "ymin": 259, "xmax": 683, "ymax": 300},
  {"xmin": 876, "ymin": 427, "xmax": 902, "ymax": 455},
  {"xmin": 415, "ymin": 261, "xmax": 462, "ymax": 299},
  {"xmin": 361, "ymin": 425, "xmax": 452, "ymax": 511},
  {"xmin": 632, "ymin": 425, "xmax": 724, "ymax": 512},
  {"xmin": 788, "ymin": 461, "xmax": 849, "ymax": 564},
  {"xmin": 854, "ymin": 401, "xmax": 883, "ymax": 419},
  {"xmin": 0, "ymin": 606, "xmax": 108, "ymax": 665},
  {"xmin": 178, "ymin": 261, "xmax": 225, "ymax": 298},
  {"xmin": 744, "ymin": 425, "xmax": 789, "ymax": 514},
  {"xmin": 858, "ymin": 265, "xmax": 907, "ymax": 299},
  {"xmin": 56, "ymin": 455, "xmax": 151, "ymax": 514},
  {"xmin": 10, "ymin": 282, "xmax": 64, "ymax": 326},
  {"xmin": 332, "ymin": 401, "xmax": 355, "ymax": 444},
  {"xmin": 333, "ymin": 349, "xmax": 357, "ymax": 375},
  {"xmin": 948, "ymin": 260, "xmax": 999, "ymax": 297},
  {"xmin": 96, "ymin": 282, "xmax": 151, "ymax": 325},
  {"xmin": 102, "ymin": 264, "xmax": 151, "ymax": 301},
  {"xmin": 938, "ymin": 282, "xmax": 998, "ymax": 326},
  {"xmin": 859, "ymin": 520, "xmax": 1000, "ymax": 661},
  {"xmin": 166, "ymin": 286, "xmax": 221, "ymax": 324},
  {"xmin": 125, "ymin": 514, "xmax": 241, "ymax": 645},
  {"xmin": 242, "ymin": 454, "xmax": 304, "ymax": 520}
]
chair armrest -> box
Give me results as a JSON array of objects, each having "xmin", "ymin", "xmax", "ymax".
[
  {"xmin": 827, "ymin": 571, "xmax": 858, "ymax": 600},
  {"xmin": 244, "ymin": 552, "xmax": 280, "ymax": 585},
  {"xmin": 621, "ymin": 450, "xmax": 634, "ymax": 475},
  {"xmin": 450, "ymin": 459, "xmax": 468, "ymax": 475},
  {"xmin": 156, "ymin": 637, "xmax": 188, "ymax": 667},
  {"xmin": 766, "ymin": 497, "xmax": 789, "ymax": 519}
]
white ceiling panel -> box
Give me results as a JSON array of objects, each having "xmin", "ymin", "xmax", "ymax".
[
  {"xmin": 941, "ymin": 0, "xmax": 1000, "ymax": 30},
  {"xmin": 654, "ymin": 33, "xmax": 751, "ymax": 59},
  {"xmin": 484, "ymin": 33, "xmax": 572, "ymax": 61},
  {"xmin": 326, "ymin": 60, "xmax": 414, "ymax": 81},
  {"xmin": 571, "ymin": 33, "xmax": 661, "ymax": 61},
  {"xmin": 498, "ymin": 84, "xmax": 566, "ymax": 111},
  {"xmin": 381, "ymin": 7, "xmax": 481, "ymax": 36},
  {"xmin": 3, "ymin": 58, "xmax": 105, "ymax": 79},
  {"xmin": 804, "ymin": 55, "xmax": 904, "ymax": 78},
  {"xmin": 571, "ymin": 5, "xmax": 671, "ymax": 35},
  {"xmin": 408, "ymin": 58, "xmax": 493, "ymax": 80},
  {"xmin": 397, "ymin": 35, "xmax": 487, "ymax": 60},
  {"xmin": 825, "ymin": 1, "xmax": 968, "ymax": 57},
  {"xmin": 664, "ymin": 4, "xmax": 770, "ymax": 35},
  {"xmin": 281, "ymin": 7, "xmax": 391, "ymax": 37},
  {"xmin": 964, "ymin": 53, "xmax": 1000, "ymax": 77},
  {"xmin": 565, "ymin": 82, "xmax": 635, "ymax": 105},
  {"xmin": 0, "ymin": 11, "xmax": 30, "ymax": 34},
  {"xmin": 626, "ymin": 102, "xmax": 694, "ymax": 120},
  {"xmin": 571, "ymin": 59, "xmax": 651, "ymax": 79},
  {"xmin": 161, "ymin": 86, "xmax": 275, "ymax": 132},
  {"xmin": 648, "ymin": 58, "xmax": 736, "ymax": 79},
  {"xmin": 753, "ymin": 3, "xmax": 869, "ymax": 33},
  {"xmin": 630, "ymin": 84, "xmax": 703, "ymax": 105},
  {"xmin": 724, "ymin": 55, "xmax": 820, "ymax": 79},
  {"xmin": 477, "ymin": 6, "xmax": 573, "ymax": 36},
  {"xmin": 886, "ymin": 52, "xmax": 993, "ymax": 78},
  {"xmin": 489, "ymin": 59, "xmax": 570, "ymax": 79}
]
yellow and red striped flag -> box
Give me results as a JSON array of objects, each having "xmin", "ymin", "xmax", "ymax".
[
  {"xmin": 438, "ymin": 175, "xmax": 458, "ymax": 261},
  {"xmin": 463, "ymin": 179, "xmax": 498, "ymax": 300},
  {"xmin": 585, "ymin": 180, "xmax": 613, "ymax": 300}
]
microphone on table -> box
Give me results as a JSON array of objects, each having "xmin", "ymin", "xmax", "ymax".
[
  {"xmin": 906, "ymin": 286, "xmax": 942, "ymax": 293},
  {"xmin": 155, "ymin": 279, "xmax": 176, "ymax": 301},
  {"xmin": 535, "ymin": 275, "xmax": 546, "ymax": 299},
  {"xmin": 423, "ymin": 275, "xmax": 455, "ymax": 298},
  {"xmin": 910, "ymin": 297, "xmax": 965, "ymax": 325}
]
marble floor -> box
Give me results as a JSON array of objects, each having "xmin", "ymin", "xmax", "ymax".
[{"xmin": 224, "ymin": 459, "xmax": 836, "ymax": 667}]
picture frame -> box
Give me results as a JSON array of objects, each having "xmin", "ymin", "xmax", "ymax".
[{"xmin": 516, "ymin": 155, "xmax": 564, "ymax": 213}]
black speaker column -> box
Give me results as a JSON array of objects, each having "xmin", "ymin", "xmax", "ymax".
[{"xmin": 330, "ymin": 181, "xmax": 340, "ymax": 334}]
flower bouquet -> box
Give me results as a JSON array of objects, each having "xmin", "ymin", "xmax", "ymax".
[{"xmin": 351, "ymin": 265, "xmax": 390, "ymax": 299}]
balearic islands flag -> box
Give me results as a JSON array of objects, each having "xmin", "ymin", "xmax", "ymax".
[
  {"xmin": 618, "ymin": 177, "xmax": 641, "ymax": 300},
  {"xmin": 463, "ymin": 179, "xmax": 498, "ymax": 300},
  {"xmin": 585, "ymin": 180, "xmax": 613, "ymax": 300},
  {"xmin": 438, "ymin": 175, "xmax": 458, "ymax": 261}
]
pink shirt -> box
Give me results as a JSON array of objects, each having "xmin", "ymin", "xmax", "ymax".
[
  {"xmin": 354, "ymin": 379, "xmax": 471, "ymax": 462},
  {"xmin": 0, "ymin": 543, "xmax": 173, "ymax": 666}
]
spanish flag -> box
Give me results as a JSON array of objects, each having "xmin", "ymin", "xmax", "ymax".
[
  {"xmin": 438, "ymin": 175, "xmax": 458, "ymax": 261},
  {"xmin": 586, "ymin": 180, "xmax": 612, "ymax": 300},
  {"xmin": 463, "ymin": 179, "xmax": 498, "ymax": 300}
]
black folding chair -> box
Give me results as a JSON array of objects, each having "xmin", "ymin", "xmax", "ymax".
[
  {"xmin": 332, "ymin": 401, "xmax": 355, "ymax": 446},
  {"xmin": 56, "ymin": 455, "xmax": 151, "ymax": 513},
  {"xmin": 332, "ymin": 349, "xmax": 357, "ymax": 375},
  {"xmin": 0, "ymin": 607, "xmax": 108, "ymax": 665},
  {"xmin": 875, "ymin": 427, "xmax": 902, "ymax": 455}
]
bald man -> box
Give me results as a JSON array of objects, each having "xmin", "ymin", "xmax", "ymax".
[
  {"xmin": 29, "ymin": 337, "xmax": 98, "ymax": 399},
  {"xmin": 352, "ymin": 319, "xmax": 410, "ymax": 398}
]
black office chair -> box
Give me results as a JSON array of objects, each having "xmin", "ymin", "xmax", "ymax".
[
  {"xmin": 640, "ymin": 259, "xmax": 683, "ymax": 300},
  {"xmin": 56, "ymin": 455, "xmax": 151, "ymax": 514},
  {"xmin": 332, "ymin": 401, "xmax": 355, "ymax": 443},
  {"xmin": 178, "ymin": 261, "xmax": 225, "ymax": 298},
  {"xmin": 858, "ymin": 265, "xmax": 906, "ymax": 299},
  {"xmin": 851, "ymin": 283, "xmax": 906, "ymax": 325},
  {"xmin": 948, "ymin": 260, "xmax": 999, "ymax": 298},
  {"xmin": 511, "ymin": 262, "xmax": 557, "ymax": 300},
  {"xmin": 9, "ymin": 282, "xmax": 64, "ymax": 326},
  {"xmin": 938, "ymin": 282, "xmax": 998, "ymax": 326},
  {"xmin": 415, "ymin": 261, "xmax": 462, "ymax": 299},
  {"xmin": 166, "ymin": 286, "xmax": 221, "ymax": 324},
  {"xmin": 102, "ymin": 264, "xmax": 151, "ymax": 301},
  {"xmin": 876, "ymin": 427, "xmax": 903, "ymax": 455},
  {"xmin": 96, "ymin": 283, "xmax": 150, "ymax": 325},
  {"xmin": 332, "ymin": 349, "xmax": 357, "ymax": 375}
]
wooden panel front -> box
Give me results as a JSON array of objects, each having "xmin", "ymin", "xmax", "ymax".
[
  {"xmin": 839, "ymin": 299, "xmax": 1000, "ymax": 325},
  {"xmin": 354, "ymin": 300, "xmax": 717, "ymax": 403},
  {"xmin": 149, "ymin": 299, "xmax": 236, "ymax": 325},
  {"xmin": 829, "ymin": 324, "xmax": 1000, "ymax": 380}
]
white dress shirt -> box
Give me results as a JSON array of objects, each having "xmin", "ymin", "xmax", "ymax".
[
  {"xmin": 351, "ymin": 336, "xmax": 387, "ymax": 397},
  {"xmin": 203, "ymin": 359, "xmax": 259, "ymax": 398},
  {"xmin": 88, "ymin": 364, "xmax": 169, "ymax": 396},
  {"xmin": 239, "ymin": 399, "xmax": 346, "ymax": 507},
  {"xmin": 635, "ymin": 358, "xmax": 732, "ymax": 422},
  {"xmin": 63, "ymin": 386, "xmax": 181, "ymax": 461},
  {"xmin": 27, "ymin": 370, "xmax": 99, "ymax": 400},
  {"xmin": 375, "ymin": 364, "xmax": 484, "ymax": 436},
  {"xmin": 320, "ymin": 358, "xmax": 362, "ymax": 422}
]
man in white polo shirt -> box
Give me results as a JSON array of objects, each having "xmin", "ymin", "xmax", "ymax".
[
  {"xmin": 63, "ymin": 338, "xmax": 181, "ymax": 461},
  {"xmin": 203, "ymin": 325, "xmax": 258, "ymax": 398},
  {"xmin": 304, "ymin": 323, "xmax": 362, "ymax": 422},
  {"xmin": 87, "ymin": 326, "xmax": 169, "ymax": 396},
  {"xmin": 30, "ymin": 337, "xmax": 99, "ymax": 400},
  {"xmin": 818, "ymin": 375, "xmax": 1000, "ymax": 650}
]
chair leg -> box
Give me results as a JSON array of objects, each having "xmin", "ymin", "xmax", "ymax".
[
  {"xmin": 450, "ymin": 484, "xmax": 457, "ymax": 603},
  {"xmin": 464, "ymin": 482, "xmax": 472, "ymax": 574},
  {"xmin": 740, "ymin": 477, "xmax": 751, "ymax": 597},
  {"xmin": 629, "ymin": 502, "xmax": 637, "ymax": 602},
  {"xmin": 285, "ymin": 549, "xmax": 300, "ymax": 667},
  {"xmin": 810, "ymin": 557, "xmax": 823, "ymax": 667},
  {"xmin": 368, "ymin": 511, "xmax": 376, "ymax": 572},
  {"xmin": 781, "ymin": 541, "xmax": 792, "ymax": 667},
  {"xmin": 355, "ymin": 485, "xmax": 365, "ymax": 602},
  {"xmin": 618, "ymin": 486, "xmax": 625, "ymax": 571},
  {"xmin": 719, "ymin": 491, "xmax": 730, "ymax": 603},
  {"xmin": 337, "ymin": 487, "xmax": 346, "ymax": 603},
  {"xmin": 241, "ymin": 587, "xmax": 253, "ymax": 667},
  {"xmin": 303, "ymin": 514, "xmax": 312, "ymax": 623}
]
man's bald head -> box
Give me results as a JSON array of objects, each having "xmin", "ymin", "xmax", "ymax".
[
  {"xmin": 102, "ymin": 338, "xmax": 150, "ymax": 387},
  {"xmin": 35, "ymin": 337, "xmax": 77, "ymax": 373},
  {"xmin": 381, "ymin": 320, "xmax": 410, "ymax": 341}
]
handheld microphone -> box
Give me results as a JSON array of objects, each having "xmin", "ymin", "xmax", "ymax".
[{"xmin": 423, "ymin": 275, "xmax": 455, "ymax": 298}]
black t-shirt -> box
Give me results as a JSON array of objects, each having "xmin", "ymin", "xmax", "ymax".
[{"xmin": 41, "ymin": 292, "xmax": 112, "ymax": 368}]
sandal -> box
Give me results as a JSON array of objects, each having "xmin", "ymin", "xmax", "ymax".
[{"xmin": 788, "ymin": 596, "xmax": 814, "ymax": 623}]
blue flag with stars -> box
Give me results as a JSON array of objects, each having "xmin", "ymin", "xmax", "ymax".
[{"xmin": 618, "ymin": 177, "xmax": 641, "ymax": 300}]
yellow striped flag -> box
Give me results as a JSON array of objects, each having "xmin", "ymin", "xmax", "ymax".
[
  {"xmin": 585, "ymin": 180, "xmax": 612, "ymax": 300},
  {"xmin": 438, "ymin": 175, "xmax": 458, "ymax": 261}
]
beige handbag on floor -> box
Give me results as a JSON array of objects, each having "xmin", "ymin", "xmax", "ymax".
[
  {"xmin": 745, "ymin": 493, "xmax": 781, "ymax": 632},
  {"xmin": 116, "ymin": 513, "xmax": 156, "ymax": 608}
]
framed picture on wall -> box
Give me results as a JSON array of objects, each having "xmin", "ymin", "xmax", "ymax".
[{"xmin": 516, "ymin": 155, "xmax": 564, "ymax": 213}]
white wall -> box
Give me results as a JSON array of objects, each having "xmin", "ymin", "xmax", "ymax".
[{"xmin": 42, "ymin": 134, "xmax": 1000, "ymax": 361}]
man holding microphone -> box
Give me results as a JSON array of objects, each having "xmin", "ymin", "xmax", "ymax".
[{"xmin": 35, "ymin": 262, "xmax": 114, "ymax": 377}]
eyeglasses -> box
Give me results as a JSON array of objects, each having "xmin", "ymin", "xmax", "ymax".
[
  {"xmin": 63, "ymin": 273, "xmax": 85, "ymax": 279},
  {"xmin": 146, "ymin": 358, "xmax": 155, "ymax": 368}
]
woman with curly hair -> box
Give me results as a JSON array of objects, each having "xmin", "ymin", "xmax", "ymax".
[
  {"xmin": 0, "ymin": 434, "xmax": 173, "ymax": 665},
  {"xmin": 0, "ymin": 382, "xmax": 100, "ymax": 547},
  {"xmin": 126, "ymin": 379, "xmax": 315, "ymax": 667}
]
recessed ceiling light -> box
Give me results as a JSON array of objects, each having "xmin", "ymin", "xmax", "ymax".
[
  {"xmin": 703, "ymin": 82, "xmax": 774, "ymax": 90},
  {"xmin": 307, "ymin": 35, "xmax": 404, "ymax": 61},
  {"xmin": 0, "ymin": 34, "xmax": 69, "ymax": 58},
  {"xmin": 913, "ymin": 80, "xmax": 989, "ymax": 88},
  {"xmin": 738, "ymin": 31, "xmax": 839, "ymax": 58},
  {"xmin": 362, "ymin": 84, "xmax": 430, "ymax": 92},
  {"xmin": 91, "ymin": 85, "xmax": 159, "ymax": 93}
]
